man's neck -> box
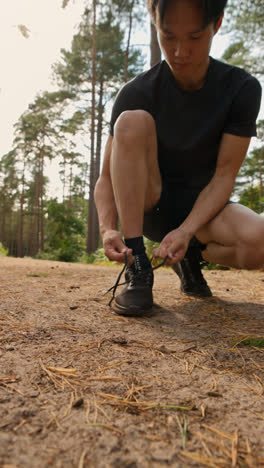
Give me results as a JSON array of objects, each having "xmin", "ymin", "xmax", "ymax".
[{"xmin": 171, "ymin": 57, "xmax": 210, "ymax": 92}]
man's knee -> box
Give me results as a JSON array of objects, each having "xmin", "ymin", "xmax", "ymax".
[
  {"xmin": 114, "ymin": 110, "xmax": 156, "ymax": 143},
  {"xmin": 240, "ymin": 220, "xmax": 264, "ymax": 269}
]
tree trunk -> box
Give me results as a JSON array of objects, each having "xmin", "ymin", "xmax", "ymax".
[
  {"xmin": 28, "ymin": 210, "xmax": 35, "ymax": 257},
  {"xmin": 124, "ymin": 2, "xmax": 134, "ymax": 83},
  {"xmin": 150, "ymin": 21, "xmax": 161, "ymax": 67},
  {"xmin": 60, "ymin": 156, "xmax": 67, "ymax": 203},
  {"xmin": 95, "ymin": 81, "xmax": 104, "ymax": 185},
  {"xmin": 87, "ymin": 0, "xmax": 97, "ymax": 254},
  {"xmin": 9, "ymin": 211, "xmax": 14, "ymax": 256},
  {"xmin": 68, "ymin": 155, "xmax": 73, "ymax": 211},
  {"xmin": 33, "ymin": 163, "xmax": 41, "ymax": 256},
  {"xmin": 91, "ymin": 79, "xmax": 104, "ymax": 250},
  {"xmin": 0, "ymin": 195, "xmax": 6, "ymax": 246},
  {"xmin": 17, "ymin": 164, "xmax": 25, "ymax": 257},
  {"xmin": 36, "ymin": 173, "xmax": 40, "ymax": 254},
  {"xmin": 40, "ymin": 147, "xmax": 45, "ymax": 252}
]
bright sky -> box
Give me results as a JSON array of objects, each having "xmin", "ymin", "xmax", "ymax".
[
  {"xmin": 0, "ymin": 1, "xmax": 263, "ymax": 166},
  {"xmin": 0, "ymin": 0, "xmax": 84, "ymax": 156}
]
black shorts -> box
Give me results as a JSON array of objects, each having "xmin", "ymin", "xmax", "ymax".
[{"xmin": 143, "ymin": 183, "xmax": 233, "ymax": 243}]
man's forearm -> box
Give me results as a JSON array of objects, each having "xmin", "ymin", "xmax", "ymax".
[
  {"xmin": 178, "ymin": 174, "xmax": 234, "ymax": 239},
  {"xmin": 94, "ymin": 176, "xmax": 119, "ymax": 236}
]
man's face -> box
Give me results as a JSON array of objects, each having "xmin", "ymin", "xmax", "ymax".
[{"xmin": 157, "ymin": 0, "xmax": 222, "ymax": 83}]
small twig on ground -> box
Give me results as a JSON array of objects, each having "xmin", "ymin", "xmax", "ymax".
[
  {"xmin": 231, "ymin": 429, "xmax": 238, "ymax": 468},
  {"xmin": 176, "ymin": 415, "xmax": 188, "ymax": 449},
  {"xmin": 78, "ymin": 449, "xmax": 87, "ymax": 468}
]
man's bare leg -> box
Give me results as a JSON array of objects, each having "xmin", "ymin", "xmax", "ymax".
[
  {"xmin": 110, "ymin": 110, "xmax": 161, "ymax": 239},
  {"xmin": 197, "ymin": 203, "xmax": 264, "ymax": 269},
  {"xmin": 109, "ymin": 110, "xmax": 162, "ymax": 315}
]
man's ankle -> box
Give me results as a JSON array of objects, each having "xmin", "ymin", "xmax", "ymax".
[
  {"xmin": 125, "ymin": 235, "xmax": 145, "ymax": 254},
  {"xmin": 124, "ymin": 236, "xmax": 151, "ymax": 269}
]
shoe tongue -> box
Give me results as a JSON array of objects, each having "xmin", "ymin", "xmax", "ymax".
[{"xmin": 134, "ymin": 254, "xmax": 151, "ymax": 271}]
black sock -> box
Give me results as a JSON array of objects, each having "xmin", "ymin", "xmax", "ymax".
[
  {"xmin": 124, "ymin": 236, "xmax": 145, "ymax": 255},
  {"xmin": 186, "ymin": 237, "xmax": 207, "ymax": 264},
  {"xmin": 190, "ymin": 236, "xmax": 207, "ymax": 251},
  {"xmin": 124, "ymin": 236, "xmax": 151, "ymax": 268}
]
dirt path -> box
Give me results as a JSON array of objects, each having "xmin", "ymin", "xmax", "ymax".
[{"xmin": 0, "ymin": 257, "xmax": 264, "ymax": 468}]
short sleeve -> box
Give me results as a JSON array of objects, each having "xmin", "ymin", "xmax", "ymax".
[
  {"xmin": 223, "ymin": 76, "xmax": 262, "ymax": 137},
  {"xmin": 109, "ymin": 81, "xmax": 152, "ymax": 136}
]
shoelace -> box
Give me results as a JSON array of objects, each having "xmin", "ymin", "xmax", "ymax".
[{"xmin": 104, "ymin": 253, "xmax": 168, "ymax": 307}]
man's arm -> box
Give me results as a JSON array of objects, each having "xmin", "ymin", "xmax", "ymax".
[
  {"xmin": 94, "ymin": 136, "xmax": 118, "ymax": 235},
  {"xmin": 94, "ymin": 135, "xmax": 133, "ymax": 263},
  {"xmin": 179, "ymin": 133, "xmax": 251, "ymax": 238},
  {"xmin": 155, "ymin": 133, "xmax": 251, "ymax": 263}
]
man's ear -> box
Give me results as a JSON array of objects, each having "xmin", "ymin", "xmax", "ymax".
[{"xmin": 214, "ymin": 13, "xmax": 224, "ymax": 35}]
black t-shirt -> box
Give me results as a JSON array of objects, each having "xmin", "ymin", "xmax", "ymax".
[{"xmin": 110, "ymin": 58, "xmax": 262, "ymax": 191}]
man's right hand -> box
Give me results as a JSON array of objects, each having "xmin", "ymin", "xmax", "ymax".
[{"xmin": 102, "ymin": 230, "xmax": 134, "ymax": 264}]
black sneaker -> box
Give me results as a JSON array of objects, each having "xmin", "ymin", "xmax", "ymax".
[
  {"xmin": 172, "ymin": 243, "xmax": 212, "ymax": 298},
  {"xmin": 112, "ymin": 254, "xmax": 154, "ymax": 316}
]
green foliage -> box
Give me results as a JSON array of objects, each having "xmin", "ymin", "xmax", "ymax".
[
  {"xmin": 55, "ymin": 8, "xmax": 144, "ymax": 95},
  {"xmin": 35, "ymin": 251, "xmax": 59, "ymax": 261},
  {"xmin": 82, "ymin": 248, "xmax": 113, "ymax": 265},
  {"xmin": 239, "ymin": 185, "xmax": 263, "ymax": 213},
  {"xmin": 238, "ymin": 337, "xmax": 264, "ymax": 348},
  {"xmin": 83, "ymin": 252, "xmax": 97, "ymax": 264},
  {"xmin": 225, "ymin": 0, "xmax": 264, "ymax": 46},
  {"xmin": 221, "ymin": 41, "xmax": 256, "ymax": 73},
  {"xmin": 43, "ymin": 200, "xmax": 86, "ymax": 262},
  {"xmin": 0, "ymin": 151, "xmax": 19, "ymax": 201},
  {"xmin": 223, "ymin": 0, "xmax": 264, "ymax": 76},
  {"xmin": 203, "ymin": 262, "xmax": 230, "ymax": 271},
  {"xmin": 234, "ymin": 140, "xmax": 264, "ymax": 213},
  {"xmin": 0, "ymin": 242, "xmax": 8, "ymax": 256},
  {"xmin": 144, "ymin": 237, "xmax": 159, "ymax": 258}
]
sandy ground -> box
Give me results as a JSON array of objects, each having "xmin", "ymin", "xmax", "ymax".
[{"xmin": 0, "ymin": 256, "xmax": 264, "ymax": 468}]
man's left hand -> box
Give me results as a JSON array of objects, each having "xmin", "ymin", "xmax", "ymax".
[{"xmin": 153, "ymin": 229, "xmax": 191, "ymax": 265}]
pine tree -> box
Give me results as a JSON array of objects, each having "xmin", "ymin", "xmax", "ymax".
[
  {"xmin": 13, "ymin": 90, "xmax": 74, "ymax": 256},
  {"xmin": 54, "ymin": 5, "xmax": 143, "ymax": 253},
  {"xmin": 223, "ymin": 0, "xmax": 264, "ymax": 77},
  {"xmin": 234, "ymin": 121, "xmax": 264, "ymax": 213},
  {"xmin": 0, "ymin": 151, "xmax": 19, "ymax": 254}
]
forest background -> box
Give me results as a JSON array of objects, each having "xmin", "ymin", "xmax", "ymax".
[{"xmin": 0, "ymin": 0, "xmax": 263, "ymax": 263}]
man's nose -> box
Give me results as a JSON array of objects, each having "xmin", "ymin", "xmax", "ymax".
[{"xmin": 174, "ymin": 41, "xmax": 189, "ymax": 58}]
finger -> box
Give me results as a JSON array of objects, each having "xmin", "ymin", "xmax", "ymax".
[
  {"xmin": 159, "ymin": 246, "xmax": 170, "ymax": 259},
  {"xmin": 153, "ymin": 247, "xmax": 160, "ymax": 258},
  {"xmin": 120, "ymin": 247, "xmax": 134, "ymax": 265},
  {"xmin": 105, "ymin": 240, "xmax": 126, "ymax": 256},
  {"xmin": 167, "ymin": 250, "xmax": 185, "ymax": 264},
  {"xmin": 126, "ymin": 254, "xmax": 135, "ymax": 266},
  {"xmin": 105, "ymin": 248, "xmax": 126, "ymax": 263},
  {"xmin": 154, "ymin": 249, "xmax": 166, "ymax": 259},
  {"xmin": 153, "ymin": 247, "xmax": 166, "ymax": 258},
  {"xmin": 106, "ymin": 247, "xmax": 134, "ymax": 264},
  {"xmin": 114, "ymin": 239, "xmax": 126, "ymax": 253},
  {"xmin": 166, "ymin": 255, "xmax": 180, "ymax": 265}
]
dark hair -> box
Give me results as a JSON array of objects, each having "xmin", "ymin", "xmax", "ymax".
[{"xmin": 147, "ymin": 0, "xmax": 228, "ymax": 28}]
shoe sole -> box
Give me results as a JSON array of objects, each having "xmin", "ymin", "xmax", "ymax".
[
  {"xmin": 180, "ymin": 288, "xmax": 213, "ymax": 298},
  {"xmin": 112, "ymin": 302, "xmax": 153, "ymax": 317}
]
